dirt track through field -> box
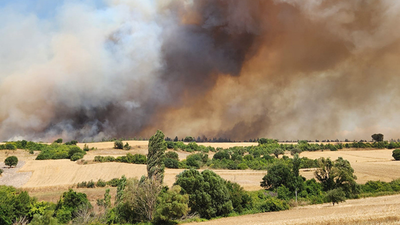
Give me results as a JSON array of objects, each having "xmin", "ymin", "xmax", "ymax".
[{"xmin": 182, "ymin": 194, "xmax": 400, "ymax": 225}]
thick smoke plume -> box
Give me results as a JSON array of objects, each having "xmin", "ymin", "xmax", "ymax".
[{"xmin": 1, "ymin": 0, "xmax": 400, "ymax": 141}]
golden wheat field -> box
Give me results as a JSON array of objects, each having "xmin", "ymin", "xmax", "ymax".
[{"xmin": 181, "ymin": 194, "xmax": 400, "ymax": 225}]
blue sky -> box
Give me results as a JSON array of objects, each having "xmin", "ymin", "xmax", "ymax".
[{"xmin": 0, "ymin": 0, "xmax": 107, "ymax": 19}]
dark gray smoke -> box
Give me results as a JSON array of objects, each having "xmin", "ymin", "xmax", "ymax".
[{"xmin": 1, "ymin": 0, "xmax": 400, "ymax": 141}]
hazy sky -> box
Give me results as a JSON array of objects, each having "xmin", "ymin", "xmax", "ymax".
[{"xmin": 1, "ymin": 0, "xmax": 400, "ymax": 142}]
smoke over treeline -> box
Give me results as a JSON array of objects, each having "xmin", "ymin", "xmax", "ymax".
[{"xmin": 1, "ymin": 0, "xmax": 400, "ymax": 141}]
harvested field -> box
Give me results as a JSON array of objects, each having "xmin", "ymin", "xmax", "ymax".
[
  {"xmin": 182, "ymin": 194, "xmax": 400, "ymax": 225},
  {"xmin": 299, "ymin": 149, "xmax": 400, "ymax": 183}
]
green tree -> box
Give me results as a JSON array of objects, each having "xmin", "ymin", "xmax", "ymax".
[
  {"xmin": 392, "ymin": 149, "xmax": 400, "ymax": 160},
  {"xmin": 54, "ymin": 138, "xmax": 63, "ymax": 144},
  {"xmin": 122, "ymin": 177, "xmax": 163, "ymax": 221},
  {"xmin": 273, "ymin": 148, "xmax": 285, "ymax": 158},
  {"xmin": 175, "ymin": 169, "xmax": 233, "ymax": 219},
  {"xmin": 326, "ymin": 188, "xmax": 346, "ymax": 206},
  {"xmin": 55, "ymin": 189, "xmax": 91, "ymax": 223},
  {"xmin": 261, "ymin": 162, "xmax": 294, "ymax": 191},
  {"xmin": 314, "ymin": 157, "xmax": 357, "ymax": 197},
  {"xmin": 147, "ymin": 130, "xmax": 167, "ymax": 182},
  {"xmin": 371, "ymin": 133, "xmax": 384, "ymax": 142},
  {"xmin": 174, "ymin": 136, "xmax": 179, "ymax": 142},
  {"xmin": 4, "ymin": 156, "xmax": 18, "ymax": 168},
  {"xmin": 154, "ymin": 185, "xmax": 189, "ymax": 223}
]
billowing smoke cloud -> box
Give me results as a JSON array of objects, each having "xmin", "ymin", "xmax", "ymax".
[{"xmin": 1, "ymin": 0, "xmax": 400, "ymax": 141}]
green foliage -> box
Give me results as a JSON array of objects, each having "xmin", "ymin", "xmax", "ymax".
[
  {"xmin": 0, "ymin": 185, "xmax": 36, "ymax": 225},
  {"xmin": 124, "ymin": 142, "xmax": 131, "ymax": 150},
  {"xmin": 273, "ymin": 148, "xmax": 285, "ymax": 158},
  {"xmin": 114, "ymin": 140, "xmax": 123, "ymax": 149},
  {"xmin": 392, "ymin": 149, "xmax": 400, "ymax": 160},
  {"xmin": 314, "ymin": 157, "xmax": 358, "ymax": 197},
  {"xmin": 371, "ymin": 133, "xmax": 384, "ymax": 142},
  {"xmin": 71, "ymin": 153, "xmax": 84, "ymax": 161},
  {"xmin": 54, "ymin": 138, "xmax": 63, "ymax": 144},
  {"xmin": 30, "ymin": 210, "xmax": 58, "ymax": 225},
  {"xmin": 65, "ymin": 140, "xmax": 78, "ymax": 146},
  {"xmin": 83, "ymin": 144, "xmax": 90, "ymax": 151},
  {"xmin": 184, "ymin": 136, "xmax": 194, "ymax": 142},
  {"xmin": 36, "ymin": 144, "xmax": 85, "ymax": 161},
  {"xmin": 154, "ymin": 185, "xmax": 189, "ymax": 223},
  {"xmin": 225, "ymin": 181, "xmax": 252, "ymax": 213},
  {"xmin": 147, "ymin": 130, "xmax": 167, "ymax": 182},
  {"xmin": 5, "ymin": 143, "xmax": 17, "ymax": 150},
  {"xmin": 4, "ymin": 156, "xmax": 18, "ymax": 168},
  {"xmin": 261, "ymin": 162, "xmax": 294, "ymax": 191},
  {"xmin": 96, "ymin": 179, "xmax": 107, "ymax": 187},
  {"xmin": 175, "ymin": 169, "xmax": 233, "ymax": 219},
  {"xmin": 185, "ymin": 153, "xmax": 208, "ymax": 169},
  {"xmin": 0, "ymin": 169, "xmax": 3, "ymax": 175},
  {"xmin": 257, "ymin": 197, "xmax": 289, "ymax": 212},
  {"xmin": 258, "ymin": 138, "xmax": 277, "ymax": 145},
  {"xmin": 165, "ymin": 151, "xmax": 179, "ymax": 160},
  {"xmin": 164, "ymin": 158, "xmax": 179, "ymax": 169},
  {"xmin": 55, "ymin": 189, "xmax": 91, "ymax": 223},
  {"xmin": 326, "ymin": 188, "xmax": 346, "ymax": 205},
  {"xmin": 94, "ymin": 153, "xmax": 147, "ymax": 164}
]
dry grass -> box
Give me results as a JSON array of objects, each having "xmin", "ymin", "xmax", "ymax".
[{"xmin": 181, "ymin": 194, "xmax": 400, "ymax": 225}]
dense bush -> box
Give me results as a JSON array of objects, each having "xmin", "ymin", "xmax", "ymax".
[
  {"xmin": 36, "ymin": 144, "xmax": 85, "ymax": 161},
  {"xmin": 392, "ymin": 149, "xmax": 400, "ymax": 160},
  {"xmin": 165, "ymin": 151, "xmax": 179, "ymax": 160},
  {"xmin": 55, "ymin": 189, "xmax": 91, "ymax": 223},
  {"xmin": 94, "ymin": 153, "xmax": 147, "ymax": 164},
  {"xmin": 164, "ymin": 158, "xmax": 179, "ymax": 168},
  {"xmin": 96, "ymin": 179, "xmax": 107, "ymax": 187},
  {"xmin": 114, "ymin": 140, "xmax": 123, "ymax": 149},
  {"xmin": 0, "ymin": 169, "xmax": 2, "ymax": 175},
  {"xmin": 0, "ymin": 185, "xmax": 36, "ymax": 225}
]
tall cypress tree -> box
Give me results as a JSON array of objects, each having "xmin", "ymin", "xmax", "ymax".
[{"xmin": 147, "ymin": 130, "xmax": 166, "ymax": 182}]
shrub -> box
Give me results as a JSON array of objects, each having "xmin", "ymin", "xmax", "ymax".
[
  {"xmin": 71, "ymin": 153, "xmax": 84, "ymax": 161},
  {"xmin": 0, "ymin": 169, "xmax": 3, "ymax": 175},
  {"xmin": 123, "ymin": 142, "xmax": 131, "ymax": 150},
  {"xmin": 5, "ymin": 143, "xmax": 16, "ymax": 150},
  {"xmin": 54, "ymin": 138, "xmax": 63, "ymax": 144},
  {"xmin": 392, "ymin": 149, "xmax": 400, "ymax": 160},
  {"xmin": 154, "ymin": 185, "xmax": 189, "ymax": 223},
  {"xmin": 4, "ymin": 156, "xmax": 18, "ymax": 168},
  {"xmin": 107, "ymin": 178, "xmax": 120, "ymax": 187},
  {"xmin": 77, "ymin": 181, "xmax": 87, "ymax": 188},
  {"xmin": 257, "ymin": 197, "xmax": 289, "ymax": 212},
  {"xmin": 164, "ymin": 158, "xmax": 179, "ymax": 168},
  {"xmin": 83, "ymin": 144, "xmax": 90, "ymax": 151},
  {"xmin": 165, "ymin": 151, "xmax": 179, "ymax": 160},
  {"xmin": 114, "ymin": 140, "xmax": 123, "ymax": 149},
  {"xmin": 97, "ymin": 179, "xmax": 107, "ymax": 187},
  {"xmin": 86, "ymin": 180, "xmax": 95, "ymax": 188}
]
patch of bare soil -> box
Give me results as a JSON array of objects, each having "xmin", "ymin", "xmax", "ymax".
[{"xmin": 0, "ymin": 161, "xmax": 32, "ymax": 188}]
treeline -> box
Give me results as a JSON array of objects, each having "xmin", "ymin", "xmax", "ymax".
[{"xmin": 0, "ymin": 140, "xmax": 94, "ymax": 161}]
